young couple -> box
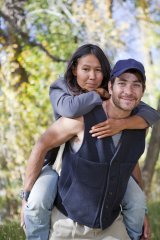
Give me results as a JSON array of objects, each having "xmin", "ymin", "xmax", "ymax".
[{"xmin": 21, "ymin": 44, "xmax": 160, "ymax": 240}]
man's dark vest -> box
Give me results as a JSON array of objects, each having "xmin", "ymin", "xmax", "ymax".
[{"xmin": 56, "ymin": 105, "xmax": 146, "ymax": 229}]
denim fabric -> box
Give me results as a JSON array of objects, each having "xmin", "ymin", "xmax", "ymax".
[
  {"xmin": 122, "ymin": 176, "xmax": 146, "ymax": 240},
  {"xmin": 24, "ymin": 168, "xmax": 146, "ymax": 240},
  {"xmin": 24, "ymin": 165, "xmax": 58, "ymax": 240}
]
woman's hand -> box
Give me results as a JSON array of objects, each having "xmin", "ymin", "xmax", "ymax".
[
  {"xmin": 90, "ymin": 119, "xmax": 126, "ymax": 138},
  {"xmin": 94, "ymin": 88, "xmax": 110, "ymax": 99}
]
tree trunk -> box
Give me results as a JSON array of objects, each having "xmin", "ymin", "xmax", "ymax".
[
  {"xmin": 142, "ymin": 97, "xmax": 160, "ymax": 197},
  {"xmin": 106, "ymin": 0, "xmax": 113, "ymax": 18}
]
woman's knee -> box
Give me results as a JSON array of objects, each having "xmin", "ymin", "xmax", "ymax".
[
  {"xmin": 27, "ymin": 166, "xmax": 58, "ymax": 210},
  {"xmin": 122, "ymin": 177, "xmax": 146, "ymax": 210}
]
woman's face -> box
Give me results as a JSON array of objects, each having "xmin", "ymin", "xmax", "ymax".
[{"xmin": 73, "ymin": 54, "xmax": 103, "ymax": 91}]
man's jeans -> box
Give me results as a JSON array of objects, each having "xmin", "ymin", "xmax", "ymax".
[{"xmin": 24, "ymin": 167, "xmax": 146, "ymax": 240}]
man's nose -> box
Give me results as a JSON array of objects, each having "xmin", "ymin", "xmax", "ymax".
[{"xmin": 124, "ymin": 85, "xmax": 133, "ymax": 94}]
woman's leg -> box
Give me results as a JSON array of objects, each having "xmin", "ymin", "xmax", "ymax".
[
  {"xmin": 24, "ymin": 165, "xmax": 58, "ymax": 240},
  {"xmin": 122, "ymin": 176, "xmax": 147, "ymax": 240}
]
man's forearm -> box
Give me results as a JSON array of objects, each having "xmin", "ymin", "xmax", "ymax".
[
  {"xmin": 132, "ymin": 163, "xmax": 143, "ymax": 189},
  {"xmin": 23, "ymin": 143, "xmax": 47, "ymax": 191}
]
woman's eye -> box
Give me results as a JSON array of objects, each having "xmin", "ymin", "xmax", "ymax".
[
  {"xmin": 83, "ymin": 68, "xmax": 89, "ymax": 71},
  {"xmin": 96, "ymin": 68, "xmax": 102, "ymax": 71}
]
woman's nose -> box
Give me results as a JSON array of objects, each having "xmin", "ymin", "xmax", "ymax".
[{"xmin": 89, "ymin": 70, "xmax": 96, "ymax": 79}]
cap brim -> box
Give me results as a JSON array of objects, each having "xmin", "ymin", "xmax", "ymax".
[{"xmin": 112, "ymin": 67, "xmax": 145, "ymax": 81}]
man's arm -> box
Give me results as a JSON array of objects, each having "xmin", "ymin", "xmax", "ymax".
[
  {"xmin": 132, "ymin": 163, "xmax": 143, "ymax": 189},
  {"xmin": 23, "ymin": 116, "xmax": 83, "ymax": 192}
]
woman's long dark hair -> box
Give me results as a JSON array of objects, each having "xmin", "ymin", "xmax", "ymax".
[{"xmin": 64, "ymin": 44, "xmax": 111, "ymax": 95}]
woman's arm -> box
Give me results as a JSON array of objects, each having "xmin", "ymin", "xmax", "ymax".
[
  {"xmin": 90, "ymin": 101, "xmax": 160, "ymax": 138},
  {"xmin": 50, "ymin": 77, "xmax": 160, "ymax": 137},
  {"xmin": 133, "ymin": 101, "xmax": 160, "ymax": 126},
  {"xmin": 49, "ymin": 77, "xmax": 102, "ymax": 119},
  {"xmin": 89, "ymin": 116, "xmax": 148, "ymax": 138}
]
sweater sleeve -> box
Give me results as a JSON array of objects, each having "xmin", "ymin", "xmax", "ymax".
[
  {"xmin": 49, "ymin": 77, "xmax": 160, "ymax": 125},
  {"xmin": 49, "ymin": 77, "xmax": 102, "ymax": 119},
  {"xmin": 134, "ymin": 101, "xmax": 160, "ymax": 126}
]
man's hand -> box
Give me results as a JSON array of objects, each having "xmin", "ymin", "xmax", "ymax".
[
  {"xmin": 94, "ymin": 88, "xmax": 110, "ymax": 99},
  {"xmin": 89, "ymin": 119, "xmax": 125, "ymax": 138},
  {"xmin": 21, "ymin": 199, "xmax": 26, "ymax": 233},
  {"xmin": 140, "ymin": 215, "xmax": 151, "ymax": 240}
]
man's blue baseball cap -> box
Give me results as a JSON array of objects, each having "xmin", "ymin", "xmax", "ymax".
[{"xmin": 110, "ymin": 58, "xmax": 146, "ymax": 82}]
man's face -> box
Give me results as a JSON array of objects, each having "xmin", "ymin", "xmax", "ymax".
[
  {"xmin": 72, "ymin": 54, "xmax": 103, "ymax": 91},
  {"xmin": 108, "ymin": 72, "xmax": 144, "ymax": 112}
]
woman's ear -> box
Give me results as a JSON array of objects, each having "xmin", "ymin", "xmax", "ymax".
[{"xmin": 72, "ymin": 66, "xmax": 77, "ymax": 76}]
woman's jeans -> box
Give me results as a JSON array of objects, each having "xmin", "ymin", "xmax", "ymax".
[
  {"xmin": 121, "ymin": 177, "xmax": 146, "ymax": 239},
  {"xmin": 24, "ymin": 165, "xmax": 58, "ymax": 240},
  {"xmin": 24, "ymin": 166, "xmax": 146, "ymax": 240}
]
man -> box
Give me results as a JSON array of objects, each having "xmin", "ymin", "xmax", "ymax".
[{"xmin": 22, "ymin": 59, "xmax": 152, "ymax": 239}]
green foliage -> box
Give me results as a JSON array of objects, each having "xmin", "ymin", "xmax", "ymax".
[
  {"xmin": 149, "ymin": 163, "xmax": 160, "ymax": 201},
  {"xmin": 148, "ymin": 201, "xmax": 160, "ymax": 240},
  {"xmin": 0, "ymin": 222, "xmax": 25, "ymax": 240},
  {"xmin": 0, "ymin": 0, "xmax": 80, "ymax": 221}
]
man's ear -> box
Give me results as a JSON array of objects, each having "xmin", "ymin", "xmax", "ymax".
[
  {"xmin": 108, "ymin": 81, "xmax": 112, "ymax": 95},
  {"xmin": 143, "ymin": 85, "xmax": 146, "ymax": 93},
  {"xmin": 72, "ymin": 66, "xmax": 77, "ymax": 76}
]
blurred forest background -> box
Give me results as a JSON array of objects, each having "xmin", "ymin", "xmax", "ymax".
[{"xmin": 0, "ymin": 0, "xmax": 160, "ymax": 238}]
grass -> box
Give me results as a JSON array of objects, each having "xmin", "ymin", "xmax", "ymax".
[
  {"xmin": 0, "ymin": 202, "xmax": 159, "ymax": 240},
  {"xmin": 148, "ymin": 201, "xmax": 160, "ymax": 240},
  {"xmin": 0, "ymin": 222, "xmax": 25, "ymax": 240}
]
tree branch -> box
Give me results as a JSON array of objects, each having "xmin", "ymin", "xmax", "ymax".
[{"xmin": 0, "ymin": 10, "xmax": 66, "ymax": 62}]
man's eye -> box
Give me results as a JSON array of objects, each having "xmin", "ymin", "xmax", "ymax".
[
  {"xmin": 133, "ymin": 84, "xmax": 141, "ymax": 88},
  {"xmin": 118, "ymin": 82, "xmax": 125, "ymax": 86}
]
